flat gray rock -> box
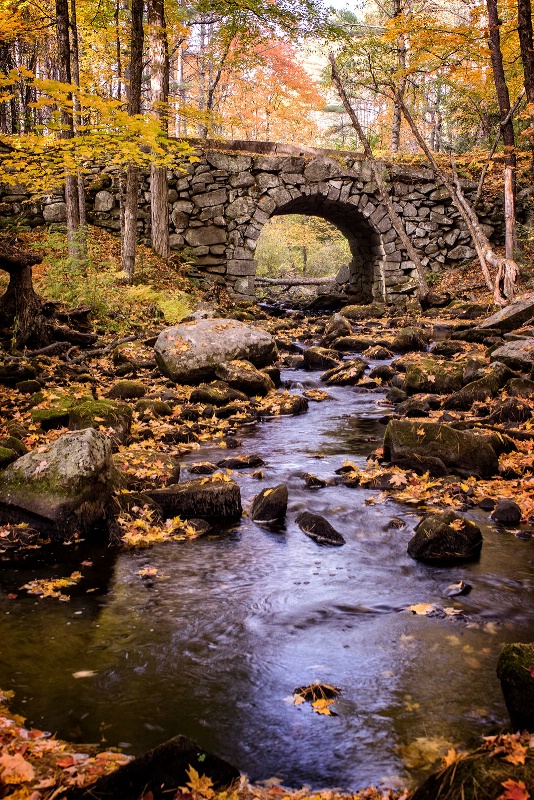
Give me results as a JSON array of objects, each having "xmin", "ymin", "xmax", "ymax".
[
  {"xmin": 154, "ymin": 319, "xmax": 277, "ymax": 384},
  {"xmin": 478, "ymin": 291, "xmax": 534, "ymax": 333},
  {"xmin": 489, "ymin": 338, "xmax": 534, "ymax": 371}
]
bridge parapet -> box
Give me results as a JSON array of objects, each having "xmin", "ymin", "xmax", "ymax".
[{"xmin": 0, "ymin": 140, "xmax": 506, "ymax": 303}]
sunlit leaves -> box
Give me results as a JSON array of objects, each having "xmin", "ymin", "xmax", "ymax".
[{"xmin": 292, "ymin": 682, "xmax": 341, "ymax": 716}]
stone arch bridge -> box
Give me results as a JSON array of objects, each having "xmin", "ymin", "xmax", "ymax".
[{"xmin": 1, "ymin": 139, "xmax": 505, "ymax": 303}]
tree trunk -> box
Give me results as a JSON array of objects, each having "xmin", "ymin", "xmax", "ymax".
[
  {"xmin": 121, "ymin": 0, "xmax": 144, "ymax": 283},
  {"xmin": 148, "ymin": 0, "xmax": 170, "ymax": 260},
  {"xmin": 517, "ymin": 0, "xmax": 534, "ymax": 164},
  {"xmin": 198, "ymin": 18, "xmax": 207, "ymax": 138},
  {"xmin": 486, "ymin": 0, "xmax": 518, "ymax": 254},
  {"xmin": 329, "ymin": 54, "xmax": 429, "ymax": 301},
  {"xmin": 56, "ymin": 0, "xmax": 80, "ymax": 259},
  {"xmin": 0, "ymin": 243, "xmax": 48, "ymax": 348},
  {"xmin": 69, "ymin": 0, "xmax": 87, "ymax": 259},
  {"xmin": 391, "ymin": 0, "xmax": 406, "ymax": 154}
]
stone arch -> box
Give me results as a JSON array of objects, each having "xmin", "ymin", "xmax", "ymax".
[{"xmin": 266, "ymin": 192, "xmax": 385, "ymax": 304}]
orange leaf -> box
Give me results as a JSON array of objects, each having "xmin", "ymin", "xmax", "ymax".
[
  {"xmin": 0, "ymin": 752, "xmax": 35, "ymax": 783},
  {"xmin": 499, "ymin": 779, "xmax": 530, "ymax": 800}
]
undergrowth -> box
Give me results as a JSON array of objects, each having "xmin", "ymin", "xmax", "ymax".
[{"xmin": 31, "ymin": 227, "xmax": 196, "ymax": 333}]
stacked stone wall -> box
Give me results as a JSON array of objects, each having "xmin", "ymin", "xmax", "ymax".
[{"xmin": 0, "ymin": 141, "xmax": 513, "ymax": 302}]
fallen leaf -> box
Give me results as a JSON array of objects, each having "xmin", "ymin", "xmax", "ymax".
[
  {"xmin": 499, "ymin": 779, "xmax": 530, "ymax": 800},
  {"xmin": 0, "ymin": 752, "xmax": 35, "ymax": 783}
]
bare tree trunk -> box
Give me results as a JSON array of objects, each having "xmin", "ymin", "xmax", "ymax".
[
  {"xmin": 0, "ymin": 243, "xmax": 48, "ymax": 348},
  {"xmin": 486, "ymin": 0, "xmax": 518, "ymax": 255},
  {"xmin": 396, "ymin": 90, "xmax": 519, "ymax": 303},
  {"xmin": 69, "ymin": 0, "xmax": 87, "ymax": 258},
  {"xmin": 198, "ymin": 18, "xmax": 207, "ymax": 138},
  {"xmin": 121, "ymin": 0, "xmax": 144, "ymax": 283},
  {"xmin": 329, "ymin": 54, "xmax": 429, "ymax": 300},
  {"xmin": 517, "ymin": 0, "xmax": 534, "ymax": 165},
  {"xmin": 56, "ymin": 0, "xmax": 80, "ymax": 259},
  {"xmin": 149, "ymin": 0, "xmax": 170, "ymax": 260},
  {"xmin": 115, "ymin": 0, "xmax": 122, "ymax": 100},
  {"xmin": 391, "ymin": 0, "xmax": 406, "ymax": 154}
]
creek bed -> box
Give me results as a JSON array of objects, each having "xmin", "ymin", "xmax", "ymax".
[{"xmin": 0, "ymin": 369, "xmax": 533, "ymax": 791}]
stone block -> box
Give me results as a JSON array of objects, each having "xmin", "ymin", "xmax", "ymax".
[
  {"xmin": 193, "ymin": 188, "xmax": 227, "ymax": 208},
  {"xmin": 268, "ymin": 187, "xmax": 292, "ymax": 207},
  {"xmin": 377, "ymin": 214, "xmax": 393, "ymax": 233},
  {"xmin": 171, "ymin": 210, "xmax": 189, "ymax": 229},
  {"xmin": 43, "ymin": 202, "xmax": 67, "ymax": 222},
  {"xmin": 230, "ymin": 172, "xmax": 255, "ymax": 188},
  {"xmin": 227, "ymin": 260, "xmax": 256, "ymax": 276},
  {"xmin": 169, "ymin": 233, "xmax": 184, "ymax": 250},
  {"xmin": 257, "ymin": 173, "xmax": 280, "ymax": 190},
  {"xmin": 185, "ymin": 226, "xmax": 227, "ymax": 247},
  {"xmin": 206, "ymin": 152, "xmax": 252, "ymax": 173},
  {"xmin": 227, "ymin": 196, "xmax": 256, "ymax": 220},
  {"xmin": 233, "ymin": 276, "xmax": 255, "ymax": 295},
  {"xmin": 173, "ymin": 200, "xmax": 194, "ymax": 213}
]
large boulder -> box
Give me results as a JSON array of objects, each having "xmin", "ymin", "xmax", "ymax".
[
  {"xmin": 407, "ymin": 510, "xmax": 483, "ymax": 563},
  {"xmin": 0, "ymin": 429, "xmax": 115, "ymax": 536},
  {"xmin": 154, "ymin": 319, "xmax": 277, "ymax": 383},
  {"xmin": 497, "ymin": 643, "xmax": 534, "ymax": 730},
  {"xmin": 146, "ymin": 476, "xmax": 242, "ymax": 522},
  {"xmin": 478, "ymin": 290, "xmax": 534, "ymax": 333},
  {"xmin": 489, "ymin": 338, "xmax": 534, "ymax": 372},
  {"xmin": 383, "ymin": 420, "xmax": 499, "ymax": 477},
  {"xmin": 69, "ymin": 399, "xmax": 132, "ymax": 445},
  {"xmin": 321, "ymin": 358, "xmax": 367, "ymax": 386}
]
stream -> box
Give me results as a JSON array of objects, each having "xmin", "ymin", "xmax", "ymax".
[{"xmin": 0, "ymin": 367, "xmax": 533, "ymax": 791}]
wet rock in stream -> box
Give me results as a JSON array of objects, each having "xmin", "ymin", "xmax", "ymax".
[
  {"xmin": 251, "ymin": 484, "xmax": 288, "ymax": 523},
  {"xmin": 295, "ymin": 511, "xmax": 346, "ymax": 546},
  {"xmin": 408, "ymin": 510, "xmax": 483, "ymax": 563}
]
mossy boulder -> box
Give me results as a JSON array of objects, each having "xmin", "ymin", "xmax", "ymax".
[
  {"xmin": 30, "ymin": 394, "xmax": 92, "ymax": 431},
  {"xmin": 443, "ymin": 362, "xmax": 514, "ymax": 410},
  {"xmin": 408, "ymin": 510, "xmax": 483, "ymax": 563},
  {"xmin": 15, "ymin": 379, "xmax": 42, "ymax": 394},
  {"xmin": 107, "ymin": 380, "xmax": 147, "ymax": 400},
  {"xmin": 0, "ymin": 436, "xmax": 27, "ymax": 457},
  {"xmin": 391, "ymin": 327, "xmax": 430, "ymax": 354},
  {"xmin": 497, "ymin": 643, "xmax": 534, "ymax": 730},
  {"xmin": 214, "ymin": 359, "xmax": 274, "ymax": 396},
  {"xmin": 189, "ymin": 381, "xmax": 248, "ymax": 406},
  {"xmin": 258, "ymin": 391, "xmax": 309, "ymax": 416},
  {"xmin": 506, "ymin": 377, "xmax": 534, "ymax": 398},
  {"xmin": 113, "ymin": 449, "xmax": 180, "ymax": 491},
  {"xmin": 135, "ymin": 399, "xmax": 173, "ymax": 417},
  {"xmin": 383, "ymin": 420, "xmax": 499, "ymax": 477},
  {"xmin": 302, "ymin": 346, "xmax": 341, "ymax": 370},
  {"xmin": 69, "ymin": 399, "xmax": 132, "ymax": 445},
  {"xmin": 0, "ymin": 446, "xmax": 17, "ymax": 469},
  {"xmin": 0, "ymin": 428, "xmax": 115, "ymax": 536},
  {"xmin": 330, "ymin": 336, "xmax": 375, "ymax": 353},
  {"xmin": 403, "ymin": 357, "xmax": 465, "ymax": 395},
  {"xmin": 339, "ymin": 303, "xmax": 385, "ymax": 320},
  {"xmin": 320, "ymin": 313, "xmax": 352, "ymax": 346},
  {"xmin": 321, "ymin": 357, "xmax": 367, "ymax": 386}
]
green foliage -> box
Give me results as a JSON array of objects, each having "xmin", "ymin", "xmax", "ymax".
[
  {"xmin": 35, "ymin": 230, "xmax": 191, "ymax": 332},
  {"xmin": 255, "ymin": 214, "xmax": 351, "ymax": 279}
]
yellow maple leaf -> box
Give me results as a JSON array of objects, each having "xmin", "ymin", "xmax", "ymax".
[
  {"xmin": 185, "ymin": 766, "xmax": 215, "ymax": 799},
  {"xmin": 408, "ymin": 603, "xmax": 437, "ymax": 615},
  {"xmin": 311, "ymin": 698, "xmax": 333, "ymax": 715}
]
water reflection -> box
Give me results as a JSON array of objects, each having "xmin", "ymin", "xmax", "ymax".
[{"xmin": 0, "ymin": 370, "xmax": 533, "ymax": 790}]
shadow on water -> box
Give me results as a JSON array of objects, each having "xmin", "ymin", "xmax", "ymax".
[{"xmin": 0, "ymin": 368, "xmax": 533, "ymax": 790}]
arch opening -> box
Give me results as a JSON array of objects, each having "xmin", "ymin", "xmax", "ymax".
[{"xmin": 253, "ymin": 195, "xmax": 385, "ymax": 305}]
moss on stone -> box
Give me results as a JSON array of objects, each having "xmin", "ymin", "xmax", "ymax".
[
  {"xmin": 403, "ymin": 357, "xmax": 464, "ymax": 394},
  {"xmin": 0, "ymin": 446, "xmax": 17, "ymax": 469},
  {"xmin": 69, "ymin": 399, "xmax": 132, "ymax": 434}
]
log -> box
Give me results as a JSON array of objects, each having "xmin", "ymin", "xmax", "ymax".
[{"xmin": 256, "ymin": 276, "xmax": 334, "ymax": 286}]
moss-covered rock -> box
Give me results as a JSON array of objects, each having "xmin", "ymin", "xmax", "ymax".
[
  {"xmin": 330, "ymin": 336, "xmax": 375, "ymax": 353},
  {"xmin": 189, "ymin": 381, "xmax": 248, "ymax": 406},
  {"xmin": 15, "ymin": 379, "xmax": 42, "ymax": 394},
  {"xmin": 135, "ymin": 399, "xmax": 173, "ymax": 417},
  {"xmin": 321, "ymin": 358, "xmax": 367, "ymax": 386},
  {"xmin": 0, "ymin": 428, "xmax": 115, "ymax": 536},
  {"xmin": 403, "ymin": 357, "xmax": 465, "ymax": 395},
  {"xmin": 302, "ymin": 346, "xmax": 341, "ymax": 370},
  {"xmin": 506, "ymin": 377, "xmax": 534, "ymax": 398},
  {"xmin": 113, "ymin": 449, "xmax": 180, "ymax": 491},
  {"xmin": 0, "ymin": 446, "xmax": 17, "ymax": 469},
  {"xmin": 383, "ymin": 419, "xmax": 499, "ymax": 477},
  {"xmin": 339, "ymin": 303, "xmax": 386, "ymax": 320},
  {"xmin": 107, "ymin": 380, "xmax": 147, "ymax": 400},
  {"xmin": 443, "ymin": 362, "xmax": 514, "ymax": 410},
  {"xmin": 69, "ymin": 399, "xmax": 132, "ymax": 445},
  {"xmin": 0, "ymin": 363, "xmax": 37, "ymax": 387},
  {"xmin": 408, "ymin": 510, "xmax": 483, "ymax": 563},
  {"xmin": 258, "ymin": 391, "xmax": 309, "ymax": 416},
  {"xmin": 391, "ymin": 327, "xmax": 430, "ymax": 354},
  {"xmin": 31, "ymin": 406, "xmax": 71, "ymax": 430},
  {"xmin": 497, "ymin": 643, "xmax": 534, "ymax": 730},
  {"xmin": 214, "ymin": 359, "xmax": 275, "ymax": 396},
  {"xmin": 0, "ymin": 436, "xmax": 27, "ymax": 457}
]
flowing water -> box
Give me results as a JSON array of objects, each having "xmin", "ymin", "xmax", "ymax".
[{"xmin": 0, "ymin": 368, "xmax": 533, "ymax": 791}]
